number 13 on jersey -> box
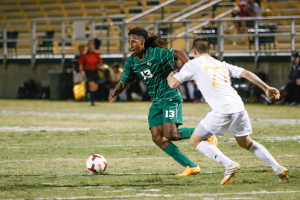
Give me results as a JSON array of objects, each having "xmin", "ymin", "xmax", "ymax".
[
  {"xmin": 140, "ymin": 69, "xmax": 153, "ymax": 80},
  {"xmin": 165, "ymin": 110, "xmax": 175, "ymax": 118}
]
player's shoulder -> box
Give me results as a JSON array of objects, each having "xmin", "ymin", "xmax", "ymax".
[
  {"xmin": 125, "ymin": 54, "xmax": 135, "ymax": 66},
  {"xmin": 151, "ymin": 47, "xmax": 175, "ymax": 54},
  {"xmin": 209, "ymin": 56, "xmax": 228, "ymax": 67},
  {"xmin": 188, "ymin": 56, "xmax": 202, "ymax": 65},
  {"xmin": 182, "ymin": 59, "xmax": 197, "ymax": 70},
  {"xmin": 186, "ymin": 59, "xmax": 195, "ymax": 65}
]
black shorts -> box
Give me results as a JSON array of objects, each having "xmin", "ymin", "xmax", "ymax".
[{"xmin": 85, "ymin": 70, "xmax": 100, "ymax": 83}]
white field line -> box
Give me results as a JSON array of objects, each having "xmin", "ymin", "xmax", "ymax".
[
  {"xmin": 0, "ymin": 126, "xmax": 92, "ymax": 132},
  {"xmin": 41, "ymin": 183, "xmax": 110, "ymax": 189},
  {"xmin": 5, "ymin": 173, "xmax": 161, "ymax": 178},
  {"xmin": 6, "ymin": 190, "xmax": 299, "ymax": 200},
  {"xmin": 0, "ymin": 144, "xmax": 157, "ymax": 149},
  {"xmin": 228, "ymin": 136, "xmax": 300, "ymax": 143},
  {"xmin": 1, "ymin": 110, "xmax": 300, "ymax": 124},
  {"xmin": 215, "ymin": 198, "xmax": 254, "ymax": 200},
  {"xmin": 0, "ymin": 110, "xmax": 148, "ymax": 120},
  {"xmin": 181, "ymin": 190, "xmax": 300, "ymax": 196},
  {"xmin": 1, "ymin": 133, "xmax": 300, "ymax": 149},
  {"xmin": 0, "ymin": 154, "xmax": 297, "ymax": 164}
]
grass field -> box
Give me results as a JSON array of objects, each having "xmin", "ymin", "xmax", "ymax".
[{"xmin": 0, "ymin": 100, "xmax": 300, "ymax": 199}]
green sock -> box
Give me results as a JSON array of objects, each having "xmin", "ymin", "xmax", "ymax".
[
  {"xmin": 164, "ymin": 142, "xmax": 197, "ymax": 168},
  {"xmin": 180, "ymin": 127, "xmax": 195, "ymax": 139}
]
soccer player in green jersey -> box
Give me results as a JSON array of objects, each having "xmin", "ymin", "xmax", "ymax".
[{"xmin": 109, "ymin": 27, "xmax": 217, "ymax": 176}]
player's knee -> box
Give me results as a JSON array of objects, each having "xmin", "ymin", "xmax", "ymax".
[
  {"xmin": 189, "ymin": 137, "xmax": 199, "ymax": 148},
  {"xmin": 236, "ymin": 136, "xmax": 253, "ymax": 150},
  {"xmin": 152, "ymin": 135, "xmax": 163, "ymax": 146},
  {"xmin": 164, "ymin": 129, "xmax": 179, "ymax": 141},
  {"xmin": 239, "ymin": 143, "xmax": 252, "ymax": 150}
]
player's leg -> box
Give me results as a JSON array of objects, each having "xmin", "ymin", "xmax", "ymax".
[
  {"xmin": 190, "ymin": 112, "xmax": 240, "ymax": 185},
  {"xmin": 163, "ymin": 123, "xmax": 218, "ymax": 146},
  {"xmin": 191, "ymin": 124, "xmax": 240, "ymax": 185},
  {"xmin": 150, "ymin": 125, "xmax": 169, "ymax": 149},
  {"xmin": 162, "ymin": 101, "xmax": 218, "ymax": 144},
  {"xmin": 162, "ymin": 123, "xmax": 190, "ymax": 141},
  {"xmin": 85, "ymin": 71, "xmax": 96, "ymax": 106},
  {"xmin": 162, "ymin": 101, "xmax": 193, "ymax": 140},
  {"xmin": 235, "ymin": 135, "xmax": 288, "ymax": 182},
  {"xmin": 149, "ymin": 104, "xmax": 199, "ymax": 176},
  {"xmin": 231, "ymin": 110, "xmax": 288, "ymax": 182},
  {"xmin": 91, "ymin": 71, "xmax": 100, "ymax": 105},
  {"xmin": 150, "ymin": 126, "xmax": 200, "ymax": 176},
  {"xmin": 190, "ymin": 124, "xmax": 235, "ymax": 168},
  {"xmin": 88, "ymin": 81, "xmax": 98, "ymax": 105}
]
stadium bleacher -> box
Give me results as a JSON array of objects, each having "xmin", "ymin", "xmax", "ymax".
[{"xmin": 0, "ymin": 0, "xmax": 300, "ymax": 55}]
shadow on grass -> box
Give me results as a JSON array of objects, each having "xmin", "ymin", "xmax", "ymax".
[{"xmin": 0, "ymin": 182, "xmax": 196, "ymax": 190}]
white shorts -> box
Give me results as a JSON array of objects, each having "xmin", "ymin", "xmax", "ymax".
[{"xmin": 200, "ymin": 110, "xmax": 252, "ymax": 137}]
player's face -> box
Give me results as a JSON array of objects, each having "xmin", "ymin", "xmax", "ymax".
[
  {"xmin": 78, "ymin": 46, "xmax": 85, "ymax": 53},
  {"xmin": 87, "ymin": 41, "xmax": 95, "ymax": 51},
  {"xmin": 128, "ymin": 34, "xmax": 144, "ymax": 56}
]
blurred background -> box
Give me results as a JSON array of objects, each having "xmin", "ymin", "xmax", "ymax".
[{"xmin": 0, "ymin": 0, "xmax": 299, "ymax": 105}]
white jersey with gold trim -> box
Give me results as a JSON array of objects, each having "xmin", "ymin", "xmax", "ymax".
[{"xmin": 174, "ymin": 55, "xmax": 245, "ymax": 114}]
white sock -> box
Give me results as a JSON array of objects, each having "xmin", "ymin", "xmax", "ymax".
[
  {"xmin": 196, "ymin": 141, "xmax": 232, "ymax": 167},
  {"xmin": 249, "ymin": 140, "xmax": 280, "ymax": 172}
]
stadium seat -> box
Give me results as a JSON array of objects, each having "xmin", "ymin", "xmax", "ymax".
[
  {"xmin": 248, "ymin": 24, "xmax": 277, "ymax": 51},
  {"xmin": 0, "ymin": 31, "xmax": 19, "ymax": 54},
  {"xmin": 0, "ymin": 0, "xmax": 299, "ymax": 55},
  {"xmin": 37, "ymin": 30, "xmax": 55, "ymax": 55}
]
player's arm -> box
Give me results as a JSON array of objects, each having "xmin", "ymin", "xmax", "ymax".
[
  {"xmin": 78, "ymin": 56, "xmax": 86, "ymax": 78},
  {"xmin": 240, "ymin": 70, "xmax": 280, "ymax": 100},
  {"xmin": 173, "ymin": 50, "xmax": 190, "ymax": 64},
  {"xmin": 79, "ymin": 64, "xmax": 86, "ymax": 78},
  {"xmin": 109, "ymin": 57, "xmax": 135, "ymax": 102},
  {"xmin": 167, "ymin": 71, "xmax": 181, "ymax": 89},
  {"xmin": 168, "ymin": 62, "xmax": 194, "ymax": 89},
  {"xmin": 108, "ymin": 82, "xmax": 128, "ymax": 103}
]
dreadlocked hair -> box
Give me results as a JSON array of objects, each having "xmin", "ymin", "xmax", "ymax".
[{"xmin": 128, "ymin": 27, "xmax": 169, "ymax": 49}]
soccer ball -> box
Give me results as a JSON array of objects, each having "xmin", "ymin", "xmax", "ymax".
[{"xmin": 86, "ymin": 154, "xmax": 107, "ymax": 174}]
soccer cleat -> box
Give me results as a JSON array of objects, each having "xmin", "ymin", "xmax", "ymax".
[
  {"xmin": 176, "ymin": 165, "xmax": 201, "ymax": 176},
  {"xmin": 276, "ymin": 166, "xmax": 289, "ymax": 183},
  {"xmin": 221, "ymin": 161, "xmax": 240, "ymax": 185},
  {"xmin": 207, "ymin": 135, "xmax": 218, "ymax": 147}
]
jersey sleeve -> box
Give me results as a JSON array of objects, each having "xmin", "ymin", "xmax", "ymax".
[
  {"xmin": 173, "ymin": 61, "xmax": 195, "ymax": 83},
  {"xmin": 157, "ymin": 48, "xmax": 176, "ymax": 65},
  {"xmin": 120, "ymin": 57, "xmax": 136, "ymax": 84},
  {"xmin": 223, "ymin": 61, "xmax": 244, "ymax": 78}
]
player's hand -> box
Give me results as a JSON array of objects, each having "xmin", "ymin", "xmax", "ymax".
[
  {"xmin": 167, "ymin": 71, "xmax": 177, "ymax": 78},
  {"xmin": 81, "ymin": 71, "xmax": 86, "ymax": 79},
  {"xmin": 266, "ymin": 87, "xmax": 280, "ymax": 100},
  {"xmin": 296, "ymin": 78, "xmax": 300, "ymax": 85},
  {"xmin": 108, "ymin": 93, "xmax": 117, "ymax": 103}
]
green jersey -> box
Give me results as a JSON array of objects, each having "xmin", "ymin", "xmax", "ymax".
[{"xmin": 120, "ymin": 47, "xmax": 182, "ymax": 104}]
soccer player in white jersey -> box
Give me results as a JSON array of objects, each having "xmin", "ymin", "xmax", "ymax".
[{"xmin": 167, "ymin": 36, "xmax": 289, "ymax": 185}]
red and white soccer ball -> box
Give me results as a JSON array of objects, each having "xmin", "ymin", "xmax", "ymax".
[{"xmin": 86, "ymin": 154, "xmax": 107, "ymax": 174}]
